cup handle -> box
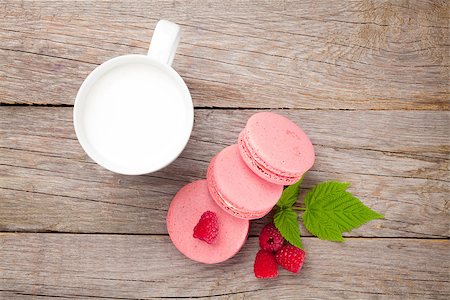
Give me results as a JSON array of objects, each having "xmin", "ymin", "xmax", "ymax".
[{"xmin": 148, "ymin": 20, "xmax": 181, "ymax": 66}]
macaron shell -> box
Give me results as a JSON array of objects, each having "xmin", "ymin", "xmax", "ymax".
[
  {"xmin": 167, "ymin": 180, "xmax": 249, "ymax": 264},
  {"xmin": 243, "ymin": 112, "xmax": 315, "ymax": 177},
  {"xmin": 207, "ymin": 155, "xmax": 275, "ymax": 219},
  {"xmin": 206, "ymin": 144, "xmax": 283, "ymax": 220},
  {"xmin": 238, "ymin": 131, "xmax": 300, "ymax": 185}
]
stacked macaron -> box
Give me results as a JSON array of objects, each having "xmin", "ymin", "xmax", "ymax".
[{"xmin": 167, "ymin": 112, "xmax": 315, "ymax": 264}]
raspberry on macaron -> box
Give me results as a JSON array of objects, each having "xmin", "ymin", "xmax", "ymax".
[{"xmin": 193, "ymin": 211, "xmax": 219, "ymax": 244}]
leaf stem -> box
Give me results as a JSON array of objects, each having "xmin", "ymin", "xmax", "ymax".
[{"xmin": 292, "ymin": 207, "xmax": 306, "ymax": 211}]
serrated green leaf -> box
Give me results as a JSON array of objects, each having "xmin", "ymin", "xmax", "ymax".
[
  {"xmin": 302, "ymin": 181, "xmax": 384, "ymax": 242},
  {"xmin": 302, "ymin": 209, "xmax": 344, "ymax": 242},
  {"xmin": 276, "ymin": 176, "xmax": 304, "ymax": 209},
  {"xmin": 304, "ymin": 181, "xmax": 350, "ymax": 208},
  {"xmin": 274, "ymin": 208, "xmax": 302, "ymax": 249}
]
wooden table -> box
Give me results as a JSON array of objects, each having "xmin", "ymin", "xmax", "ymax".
[{"xmin": 1, "ymin": 1, "xmax": 449, "ymax": 299}]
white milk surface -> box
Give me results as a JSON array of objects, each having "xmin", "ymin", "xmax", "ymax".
[{"xmin": 80, "ymin": 63, "xmax": 190, "ymax": 173}]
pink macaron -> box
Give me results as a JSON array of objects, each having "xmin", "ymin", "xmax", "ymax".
[
  {"xmin": 167, "ymin": 180, "xmax": 249, "ymax": 264},
  {"xmin": 238, "ymin": 112, "xmax": 315, "ymax": 185},
  {"xmin": 207, "ymin": 144, "xmax": 283, "ymax": 220}
]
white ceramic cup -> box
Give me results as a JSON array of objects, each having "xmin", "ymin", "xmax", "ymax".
[{"xmin": 74, "ymin": 20, "xmax": 193, "ymax": 175}]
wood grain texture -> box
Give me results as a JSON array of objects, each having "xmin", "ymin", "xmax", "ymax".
[
  {"xmin": 1, "ymin": 1, "xmax": 449, "ymax": 298},
  {"xmin": 1, "ymin": 0, "xmax": 448, "ymax": 108},
  {"xmin": 0, "ymin": 233, "xmax": 448, "ymax": 299},
  {"xmin": 1, "ymin": 107, "xmax": 448, "ymax": 237}
]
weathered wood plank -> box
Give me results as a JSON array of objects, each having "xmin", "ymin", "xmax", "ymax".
[
  {"xmin": 0, "ymin": 107, "xmax": 448, "ymax": 237},
  {"xmin": 0, "ymin": 233, "xmax": 448, "ymax": 299},
  {"xmin": 1, "ymin": 0, "xmax": 448, "ymax": 108}
]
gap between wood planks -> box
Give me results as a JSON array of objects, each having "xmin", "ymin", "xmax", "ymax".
[
  {"xmin": 0, "ymin": 290, "xmax": 264, "ymax": 300},
  {"xmin": 1, "ymin": 103, "xmax": 448, "ymax": 112},
  {"xmin": 0, "ymin": 231, "xmax": 447, "ymax": 241}
]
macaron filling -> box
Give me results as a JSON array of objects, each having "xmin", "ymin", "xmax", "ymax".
[{"xmin": 239, "ymin": 130, "xmax": 302, "ymax": 184}]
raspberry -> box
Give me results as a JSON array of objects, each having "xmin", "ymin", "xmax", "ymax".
[
  {"xmin": 193, "ymin": 211, "xmax": 219, "ymax": 244},
  {"xmin": 275, "ymin": 244, "xmax": 306, "ymax": 273},
  {"xmin": 259, "ymin": 223, "xmax": 284, "ymax": 252},
  {"xmin": 254, "ymin": 250, "xmax": 278, "ymax": 278}
]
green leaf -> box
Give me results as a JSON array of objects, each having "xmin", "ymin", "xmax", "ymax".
[
  {"xmin": 303, "ymin": 209, "xmax": 344, "ymax": 242},
  {"xmin": 274, "ymin": 208, "xmax": 302, "ymax": 249},
  {"xmin": 276, "ymin": 176, "xmax": 304, "ymax": 209},
  {"xmin": 302, "ymin": 181, "xmax": 384, "ymax": 242}
]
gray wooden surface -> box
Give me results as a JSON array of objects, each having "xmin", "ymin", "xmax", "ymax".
[{"xmin": 0, "ymin": 1, "xmax": 449, "ymax": 299}]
